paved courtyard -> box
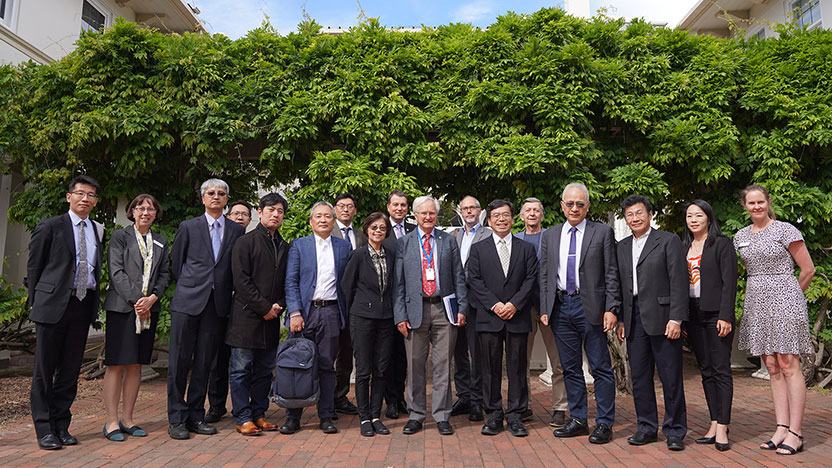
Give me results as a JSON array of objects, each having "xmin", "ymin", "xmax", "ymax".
[{"xmin": 1, "ymin": 360, "xmax": 831, "ymax": 468}]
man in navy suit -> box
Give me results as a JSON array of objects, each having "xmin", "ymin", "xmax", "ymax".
[
  {"xmin": 167, "ymin": 178, "xmax": 245, "ymax": 440},
  {"xmin": 280, "ymin": 201, "xmax": 351, "ymax": 435}
]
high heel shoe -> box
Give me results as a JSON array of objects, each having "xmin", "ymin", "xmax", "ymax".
[
  {"xmin": 715, "ymin": 426, "xmax": 730, "ymax": 451},
  {"xmin": 695, "ymin": 436, "xmax": 715, "ymax": 444},
  {"xmin": 776, "ymin": 429, "xmax": 804, "ymax": 455},
  {"xmin": 761, "ymin": 424, "xmax": 789, "ymax": 450}
]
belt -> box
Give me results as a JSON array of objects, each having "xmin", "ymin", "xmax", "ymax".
[
  {"xmin": 311, "ymin": 299, "xmax": 337, "ymax": 308},
  {"xmin": 556, "ymin": 289, "xmax": 580, "ymax": 301},
  {"xmin": 422, "ymin": 295, "xmax": 442, "ymax": 304}
]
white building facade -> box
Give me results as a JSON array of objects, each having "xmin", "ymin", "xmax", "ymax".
[{"xmin": 679, "ymin": 0, "xmax": 830, "ymax": 38}]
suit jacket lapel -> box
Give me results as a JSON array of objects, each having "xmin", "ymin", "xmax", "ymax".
[
  {"xmin": 550, "ymin": 224, "xmax": 563, "ymax": 271},
  {"xmin": 198, "ymin": 217, "xmax": 214, "ymax": 263},
  {"xmin": 620, "ymin": 236, "xmax": 634, "ymax": 277},
  {"xmin": 504, "ymin": 236, "xmax": 519, "ymax": 281},
  {"xmin": 636, "ymin": 231, "xmax": 659, "ymax": 267},
  {"xmin": 579, "ymin": 222, "xmax": 596, "ymax": 264},
  {"xmin": 148, "ymin": 233, "xmax": 164, "ymax": 279},
  {"xmin": 62, "ymin": 214, "xmax": 76, "ymax": 258}
]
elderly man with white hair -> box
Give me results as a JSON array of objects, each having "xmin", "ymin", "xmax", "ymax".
[{"xmin": 394, "ymin": 195, "xmax": 468, "ymax": 436}]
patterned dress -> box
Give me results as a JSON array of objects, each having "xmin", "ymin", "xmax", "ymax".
[{"xmin": 734, "ymin": 221, "xmax": 814, "ymax": 356}]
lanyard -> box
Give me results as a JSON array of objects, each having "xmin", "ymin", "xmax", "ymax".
[{"xmin": 420, "ymin": 233, "xmax": 434, "ymax": 267}]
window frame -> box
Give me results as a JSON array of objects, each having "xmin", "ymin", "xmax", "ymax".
[
  {"xmin": 80, "ymin": 0, "xmax": 113, "ymax": 33},
  {"xmin": 792, "ymin": 0, "xmax": 822, "ymax": 29},
  {"xmin": 0, "ymin": 0, "xmax": 17, "ymax": 31}
]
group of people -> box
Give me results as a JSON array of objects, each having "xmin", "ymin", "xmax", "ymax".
[{"xmin": 26, "ymin": 176, "xmax": 814, "ymax": 458}]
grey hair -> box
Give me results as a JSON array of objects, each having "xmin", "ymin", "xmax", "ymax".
[
  {"xmin": 200, "ymin": 178, "xmax": 229, "ymax": 197},
  {"xmin": 457, "ymin": 195, "xmax": 481, "ymax": 210},
  {"xmin": 309, "ymin": 201, "xmax": 335, "ymax": 218},
  {"xmin": 412, "ymin": 195, "xmax": 441, "ymax": 213},
  {"xmin": 520, "ymin": 197, "xmax": 545, "ymax": 216},
  {"xmin": 561, "ymin": 183, "xmax": 590, "ymax": 203}
]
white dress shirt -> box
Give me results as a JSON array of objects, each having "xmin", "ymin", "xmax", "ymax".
[
  {"xmin": 492, "ymin": 231, "xmax": 513, "ymax": 257},
  {"xmin": 68, "ymin": 210, "xmax": 98, "ymax": 289},
  {"xmin": 631, "ymin": 227, "xmax": 651, "ymax": 297},
  {"xmin": 313, "ymin": 234, "xmax": 338, "ymax": 300},
  {"xmin": 557, "ymin": 219, "xmax": 586, "ymax": 291},
  {"xmin": 459, "ymin": 223, "xmax": 482, "ymax": 265},
  {"xmin": 336, "ymin": 220, "xmax": 356, "ymax": 250},
  {"xmin": 417, "ymin": 227, "xmax": 440, "ymax": 295}
]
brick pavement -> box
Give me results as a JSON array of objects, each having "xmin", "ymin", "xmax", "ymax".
[{"xmin": 1, "ymin": 359, "xmax": 831, "ymax": 468}]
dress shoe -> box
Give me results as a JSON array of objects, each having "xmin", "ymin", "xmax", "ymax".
[
  {"xmin": 550, "ymin": 410, "xmax": 567, "ymax": 428},
  {"xmin": 508, "ymin": 420, "xmax": 528, "ymax": 437},
  {"xmin": 715, "ymin": 441, "xmax": 731, "ymax": 452},
  {"xmin": 468, "ymin": 403, "xmax": 484, "ymax": 422},
  {"xmin": 627, "ymin": 431, "xmax": 657, "ymax": 445},
  {"xmin": 236, "ymin": 421, "xmax": 262, "ymax": 436},
  {"xmin": 320, "ymin": 418, "xmax": 339, "ymax": 434},
  {"xmin": 437, "ymin": 421, "xmax": 454, "ymax": 436},
  {"xmin": 119, "ymin": 421, "xmax": 147, "ymax": 437},
  {"xmin": 695, "ymin": 435, "xmax": 716, "ymax": 444},
  {"xmin": 57, "ymin": 429, "xmax": 78, "ymax": 446},
  {"xmin": 450, "ymin": 399, "xmax": 471, "ymax": 416},
  {"xmin": 168, "ymin": 423, "xmax": 190, "ymax": 440},
  {"xmin": 667, "ymin": 436, "xmax": 685, "ymax": 451},
  {"xmin": 372, "ymin": 420, "xmax": 390, "ymax": 435},
  {"xmin": 204, "ymin": 406, "xmax": 227, "ymax": 423},
  {"xmin": 521, "ymin": 408, "xmax": 534, "ymax": 421},
  {"xmin": 254, "ymin": 418, "xmax": 277, "ymax": 432},
  {"xmin": 360, "ymin": 421, "xmax": 375, "ymax": 437},
  {"xmin": 386, "ymin": 403, "xmax": 400, "ymax": 419},
  {"xmin": 554, "ymin": 419, "xmax": 588, "ymax": 438},
  {"xmin": 279, "ymin": 418, "xmax": 300, "ymax": 434},
  {"xmin": 334, "ymin": 400, "xmax": 359, "ymax": 415},
  {"xmin": 397, "ymin": 400, "xmax": 409, "ymax": 414},
  {"xmin": 589, "ymin": 423, "xmax": 612, "ymax": 444},
  {"xmin": 37, "ymin": 434, "xmax": 62, "ymax": 450},
  {"xmin": 403, "ymin": 420, "xmax": 422, "ymax": 435},
  {"xmin": 103, "ymin": 426, "xmax": 125, "ymax": 442},
  {"xmin": 186, "ymin": 421, "xmax": 217, "ymax": 435},
  {"xmin": 481, "ymin": 419, "xmax": 503, "ymax": 436}
]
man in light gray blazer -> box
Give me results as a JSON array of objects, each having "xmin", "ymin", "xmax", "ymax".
[{"xmin": 394, "ymin": 195, "xmax": 468, "ymax": 436}]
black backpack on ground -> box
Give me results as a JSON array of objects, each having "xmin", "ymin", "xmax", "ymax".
[{"xmin": 271, "ymin": 332, "xmax": 320, "ymax": 408}]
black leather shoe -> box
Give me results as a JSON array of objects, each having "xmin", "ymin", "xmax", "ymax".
[
  {"xmin": 168, "ymin": 423, "xmax": 190, "ymax": 440},
  {"xmin": 279, "ymin": 418, "xmax": 300, "ymax": 434},
  {"xmin": 589, "ymin": 424, "xmax": 612, "ymax": 444},
  {"xmin": 185, "ymin": 421, "xmax": 217, "ymax": 435},
  {"xmin": 715, "ymin": 441, "xmax": 731, "ymax": 452},
  {"xmin": 550, "ymin": 410, "xmax": 567, "ymax": 427},
  {"xmin": 205, "ymin": 406, "xmax": 227, "ymax": 423},
  {"xmin": 554, "ymin": 419, "xmax": 588, "ymax": 437},
  {"xmin": 37, "ymin": 434, "xmax": 62, "ymax": 450},
  {"xmin": 667, "ymin": 436, "xmax": 685, "ymax": 451},
  {"xmin": 397, "ymin": 400, "xmax": 409, "ymax": 414},
  {"xmin": 403, "ymin": 420, "xmax": 422, "ymax": 435},
  {"xmin": 57, "ymin": 429, "xmax": 78, "ymax": 446},
  {"xmin": 372, "ymin": 420, "xmax": 390, "ymax": 435},
  {"xmin": 334, "ymin": 400, "xmax": 359, "ymax": 415},
  {"xmin": 468, "ymin": 403, "xmax": 484, "ymax": 422},
  {"xmin": 508, "ymin": 420, "xmax": 528, "ymax": 437},
  {"xmin": 695, "ymin": 436, "xmax": 716, "ymax": 444},
  {"xmin": 320, "ymin": 418, "xmax": 339, "ymax": 434},
  {"xmin": 450, "ymin": 399, "xmax": 471, "ymax": 416},
  {"xmin": 521, "ymin": 408, "xmax": 534, "ymax": 422},
  {"xmin": 437, "ymin": 421, "xmax": 454, "ymax": 436},
  {"xmin": 360, "ymin": 421, "xmax": 374, "ymax": 437},
  {"xmin": 481, "ymin": 419, "xmax": 503, "ymax": 436},
  {"xmin": 627, "ymin": 431, "xmax": 658, "ymax": 445},
  {"xmin": 385, "ymin": 403, "xmax": 400, "ymax": 419}
]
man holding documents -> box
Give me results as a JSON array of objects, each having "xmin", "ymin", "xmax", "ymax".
[{"xmin": 393, "ymin": 195, "xmax": 468, "ymax": 436}]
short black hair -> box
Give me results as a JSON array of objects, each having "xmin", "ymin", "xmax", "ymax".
[
  {"xmin": 387, "ymin": 190, "xmax": 407, "ymax": 204},
  {"xmin": 259, "ymin": 193, "xmax": 287, "ymax": 211},
  {"xmin": 68, "ymin": 175, "xmax": 100, "ymax": 194},
  {"xmin": 334, "ymin": 193, "xmax": 356, "ymax": 205},
  {"xmin": 361, "ymin": 212, "xmax": 392, "ymax": 238},
  {"xmin": 485, "ymin": 199, "xmax": 514, "ymax": 220},
  {"xmin": 620, "ymin": 194, "xmax": 653, "ymax": 216},
  {"xmin": 228, "ymin": 201, "xmax": 252, "ymax": 215}
]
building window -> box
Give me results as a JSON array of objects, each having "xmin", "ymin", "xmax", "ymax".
[
  {"xmin": 752, "ymin": 28, "xmax": 766, "ymax": 40},
  {"xmin": 81, "ymin": 0, "xmax": 110, "ymax": 32},
  {"xmin": 0, "ymin": 0, "xmax": 6, "ymax": 20},
  {"xmin": 0, "ymin": 0, "xmax": 13, "ymax": 30},
  {"xmin": 792, "ymin": 0, "xmax": 822, "ymax": 29}
]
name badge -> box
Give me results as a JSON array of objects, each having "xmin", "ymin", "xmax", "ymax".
[
  {"xmin": 738, "ymin": 241, "xmax": 750, "ymax": 248},
  {"xmin": 153, "ymin": 240, "xmax": 164, "ymax": 248},
  {"xmin": 425, "ymin": 268, "xmax": 435, "ymax": 281}
]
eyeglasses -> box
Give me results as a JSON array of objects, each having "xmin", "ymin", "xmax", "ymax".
[
  {"xmin": 133, "ymin": 207, "xmax": 157, "ymax": 213},
  {"xmin": 460, "ymin": 206, "xmax": 480, "ymax": 212},
  {"xmin": 229, "ymin": 211, "xmax": 250, "ymax": 217},
  {"xmin": 416, "ymin": 211, "xmax": 437, "ymax": 218},
  {"xmin": 335, "ymin": 203, "xmax": 355, "ymax": 210},
  {"xmin": 70, "ymin": 191, "xmax": 98, "ymax": 199},
  {"xmin": 490, "ymin": 213, "xmax": 513, "ymax": 220},
  {"xmin": 369, "ymin": 225, "xmax": 387, "ymax": 231},
  {"xmin": 562, "ymin": 201, "xmax": 587, "ymax": 209},
  {"xmin": 625, "ymin": 210, "xmax": 647, "ymax": 219},
  {"xmin": 205, "ymin": 190, "xmax": 227, "ymax": 197}
]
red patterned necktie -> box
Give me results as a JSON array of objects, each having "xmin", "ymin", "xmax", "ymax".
[{"xmin": 422, "ymin": 233, "xmax": 436, "ymax": 296}]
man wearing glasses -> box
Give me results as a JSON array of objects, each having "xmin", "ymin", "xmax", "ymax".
[
  {"xmin": 167, "ymin": 179, "xmax": 245, "ymax": 440},
  {"xmin": 28, "ymin": 175, "xmax": 105, "ymax": 450}
]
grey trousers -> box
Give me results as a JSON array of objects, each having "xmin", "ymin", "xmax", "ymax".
[
  {"xmin": 527, "ymin": 305, "xmax": 569, "ymax": 412},
  {"xmin": 405, "ymin": 299, "xmax": 458, "ymax": 423}
]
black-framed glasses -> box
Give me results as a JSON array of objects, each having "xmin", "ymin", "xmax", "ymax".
[{"xmin": 70, "ymin": 191, "xmax": 98, "ymax": 199}]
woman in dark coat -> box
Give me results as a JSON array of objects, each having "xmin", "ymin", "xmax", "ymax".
[
  {"xmin": 682, "ymin": 200, "xmax": 737, "ymax": 451},
  {"xmin": 102, "ymin": 194, "xmax": 170, "ymax": 441},
  {"xmin": 341, "ymin": 212, "xmax": 395, "ymax": 437}
]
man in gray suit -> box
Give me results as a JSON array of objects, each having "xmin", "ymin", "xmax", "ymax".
[
  {"xmin": 516, "ymin": 197, "xmax": 569, "ymax": 427},
  {"xmin": 394, "ymin": 195, "xmax": 468, "ymax": 436},
  {"xmin": 451, "ymin": 195, "xmax": 490, "ymax": 422}
]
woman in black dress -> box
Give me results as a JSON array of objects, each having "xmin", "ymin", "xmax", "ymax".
[
  {"xmin": 102, "ymin": 194, "xmax": 170, "ymax": 441},
  {"xmin": 340, "ymin": 212, "xmax": 395, "ymax": 437},
  {"xmin": 682, "ymin": 200, "xmax": 737, "ymax": 451}
]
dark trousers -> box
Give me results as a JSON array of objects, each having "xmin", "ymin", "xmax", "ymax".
[
  {"xmin": 384, "ymin": 326, "xmax": 407, "ymax": 406},
  {"xmin": 350, "ymin": 315, "xmax": 393, "ymax": 421},
  {"xmin": 229, "ymin": 347, "xmax": 277, "ymax": 425},
  {"xmin": 167, "ymin": 294, "xmax": 225, "ymax": 424},
  {"xmin": 627, "ymin": 302, "xmax": 687, "ymax": 438},
  {"xmin": 453, "ymin": 309, "xmax": 482, "ymax": 405},
  {"xmin": 687, "ymin": 299, "xmax": 733, "ymax": 425},
  {"xmin": 207, "ymin": 324, "xmax": 231, "ymax": 411},
  {"xmin": 30, "ymin": 294, "xmax": 93, "ymax": 438},
  {"xmin": 287, "ymin": 304, "xmax": 340, "ymax": 420},
  {"xmin": 551, "ymin": 294, "xmax": 616, "ymax": 426},
  {"xmin": 479, "ymin": 328, "xmax": 528, "ymax": 423},
  {"xmin": 334, "ymin": 315, "xmax": 353, "ymax": 405}
]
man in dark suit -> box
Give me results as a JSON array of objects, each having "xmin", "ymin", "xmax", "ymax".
[
  {"xmin": 451, "ymin": 195, "xmax": 491, "ymax": 422},
  {"xmin": 467, "ymin": 199, "xmax": 538, "ymax": 437},
  {"xmin": 539, "ymin": 183, "xmax": 620, "ymax": 444},
  {"xmin": 167, "ymin": 178, "xmax": 245, "ymax": 440},
  {"xmin": 394, "ymin": 195, "xmax": 468, "ymax": 436},
  {"xmin": 383, "ymin": 190, "xmax": 414, "ymax": 419},
  {"xmin": 27, "ymin": 175, "xmax": 104, "ymax": 450},
  {"xmin": 280, "ymin": 201, "xmax": 351, "ymax": 435},
  {"xmin": 615, "ymin": 194, "xmax": 688, "ymax": 451},
  {"xmin": 330, "ymin": 193, "xmax": 366, "ymax": 416}
]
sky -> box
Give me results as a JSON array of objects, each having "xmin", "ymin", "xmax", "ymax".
[{"xmin": 190, "ymin": 0, "xmax": 701, "ymax": 39}]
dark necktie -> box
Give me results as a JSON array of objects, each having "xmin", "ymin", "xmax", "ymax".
[
  {"xmin": 566, "ymin": 226, "xmax": 577, "ymax": 294},
  {"xmin": 342, "ymin": 226, "xmax": 354, "ymax": 249}
]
